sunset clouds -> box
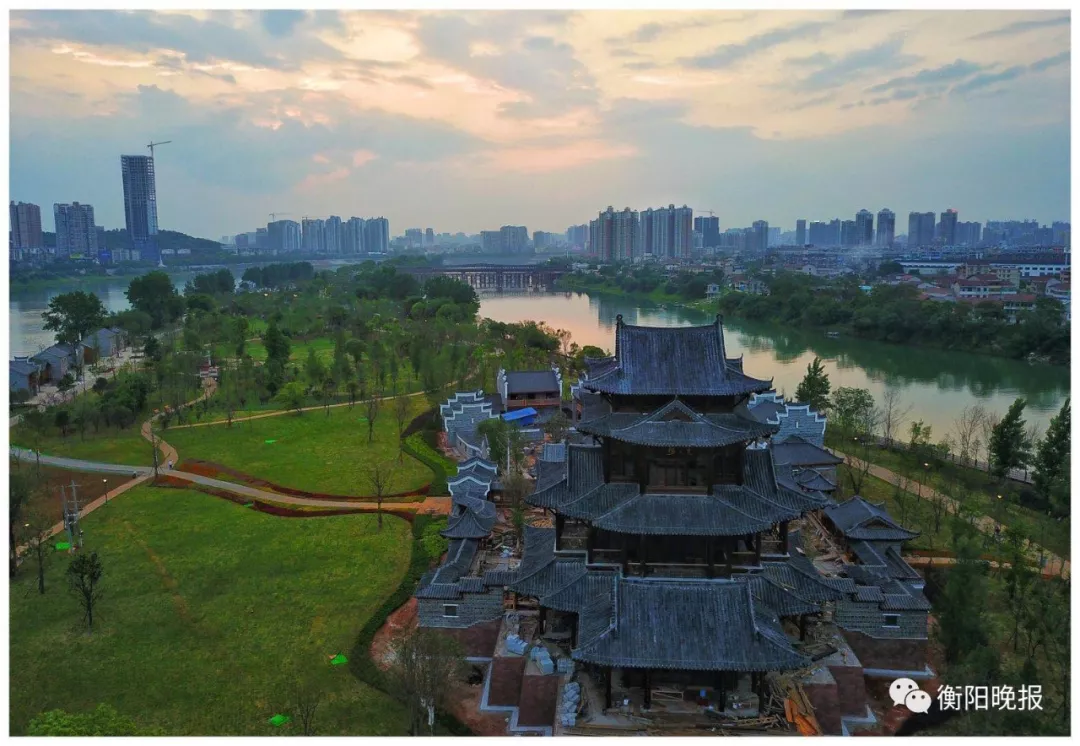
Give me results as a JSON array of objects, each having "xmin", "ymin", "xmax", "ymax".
[{"xmin": 9, "ymin": 9, "xmax": 1070, "ymax": 237}]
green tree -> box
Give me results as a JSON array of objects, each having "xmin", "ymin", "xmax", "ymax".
[
  {"xmin": 935, "ymin": 535, "xmax": 991, "ymax": 664},
  {"xmin": 67, "ymin": 551, "xmax": 104, "ymax": 633},
  {"xmin": 542, "ymin": 410, "xmax": 571, "ymax": 443},
  {"xmin": 988, "ymin": 398, "xmax": 1032, "ymax": 479},
  {"xmin": 27, "ymin": 704, "xmax": 162, "ymax": 736},
  {"xmin": 274, "ymin": 381, "xmax": 307, "ymax": 415},
  {"xmin": 125, "ymin": 271, "xmax": 185, "ymax": 329},
  {"xmin": 1032, "ymin": 398, "xmax": 1070, "ymax": 515},
  {"xmin": 41, "ymin": 290, "xmax": 107, "ymax": 377},
  {"xmin": 794, "ymin": 356, "xmax": 831, "ymax": 412},
  {"xmin": 830, "ymin": 387, "xmax": 877, "ymax": 442}
]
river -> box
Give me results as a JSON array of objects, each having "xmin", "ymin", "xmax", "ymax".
[
  {"xmin": 9, "ymin": 273, "xmax": 1069, "ymax": 435},
  {"xmin": 477, "ymin": 292, "xmax": 1070, "ymax": 436}
]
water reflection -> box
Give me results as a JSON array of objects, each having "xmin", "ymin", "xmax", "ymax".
[{"xmin": 479, "ymin": 291, "xmax": 1069, "ymax": 432}]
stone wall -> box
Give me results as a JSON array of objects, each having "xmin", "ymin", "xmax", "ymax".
[
  {"xmin": 803, "ymin": 681, "xmax": 843, "ymax": 735},
  {"xmin": 418, "ymin": 590, "xmax": 504, "ymax": 630},
  {"xmin": 841, "ymin": 629, "xmax": 928, "ymax": 671}
]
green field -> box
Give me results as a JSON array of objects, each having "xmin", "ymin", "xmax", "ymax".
[
  {"xmin": 244, "ymin": 336, "xmax": 336, "ymax": 364},
  {"xmin": 9, "ymin": 485, "xmax": 412, "ymax": 735},
  {"xmin": 162, "ymin": 396, "xmax": 433, "ymax": 495},
  {"xmin": 11, "ymin": 423, "xmax": 153, "ymax": 466}
]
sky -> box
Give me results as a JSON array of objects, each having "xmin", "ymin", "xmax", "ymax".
[{"xmin": 8, "ymin": 9, "xmax": 1072, "ymax": 239}]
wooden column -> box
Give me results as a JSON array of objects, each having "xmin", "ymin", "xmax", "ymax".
[
  {"xmin": 753, "ymin": 533, "xmax": 761, "ymax": 566},
  {"xmin": 725, "ymin": 540, "xmax": 733, "ymax": 575},
  {"xmin": 799, "ymin": 614, "xmax": 808, "ymax": 641},
  {"xmin": 539, "ymin": 606, "xmax": 547, "ymax": 636},
  {"xmin": 586, "ymin": 525, "xmax": 596, "ymax": 555},
  {"xmin": 604, "ymin": 667, "xmax": 613, "ymax": 710},
  {"xmin": 779, "ymin": 521, "xmax": 789, "ymax": 552},
  {"xmin": 706, "ymin": 537, "xmax": 715, "ymax": 579},
  {"xmin": 621, "ymin": 536, "xmax": 629, "ymax": 574},
  {"xmin": 639, "ymin": 534, "xmax": 648, "ymax": 577},
  {"xmin": 643, "ymin": 669, "xmax": 652, "ymax": 710}
]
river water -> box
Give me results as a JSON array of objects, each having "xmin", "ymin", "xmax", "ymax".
[
  {"xmin": 9, "ymin": 273, "xmax": 1069, "ymax": 435},
  {"xmin": 477, "ymin": 291, "xmax": 1070, "ymax": 436}
]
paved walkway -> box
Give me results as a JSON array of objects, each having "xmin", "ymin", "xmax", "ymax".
[{"xmin": 834, "ymin": 449, "xmax": 1069, "ymax": 579}]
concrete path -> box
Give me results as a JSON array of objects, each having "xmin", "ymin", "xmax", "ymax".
[
  {"xmin": 10, "ymin": 448, "xmax": 152, "ymax": 476},
  {"xmin": 834, "ymin": 449, "xmax": 1069, "ymax": 579}
]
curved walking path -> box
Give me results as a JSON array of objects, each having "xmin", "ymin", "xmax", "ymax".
[{"xmin": 834, "ymin": 449, "xmax": 1069, "ymax": 579}]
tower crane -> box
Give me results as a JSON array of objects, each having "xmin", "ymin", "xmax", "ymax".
[
  {"xmin": 269, "ymin": 212, "xmax": 292, "ymax": 221},
  {"xmin": 147, "ymin": 140, "xmax": 172, "ymax": 158}
]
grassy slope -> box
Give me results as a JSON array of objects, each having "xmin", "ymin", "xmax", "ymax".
[
  {"xmin": 9, "ymin": 485, "xmax": 412, "ymax": 735},
  {"xmin": 162, "ymin": 395, "xmax": 433, "ymax": 495},
  {"xmin": 11, "ymin": 422, "xmax": 153, "ymax": 466}
]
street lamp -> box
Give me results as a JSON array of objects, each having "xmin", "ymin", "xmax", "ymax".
[{"xmin": 103, "ymin": 478, "xmax": 109, "ymax": 505}]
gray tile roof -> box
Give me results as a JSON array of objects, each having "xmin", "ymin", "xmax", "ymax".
[
  {"xmin": 795, "ymin": 468, "xmax": 837, "ymax": 492},
  {"xmin": 742, "ymin": 574, "xmax": 822, "ymax": 617},
  {"xmin": 10, "ymin": 359, "xmax": 40, "ymax": 376},
  {"xmin": 504, "ymin": 370, "xmax": 560, "ymax": 394},
  {"xmin": 573, "ymin": 578, "xmax": 807, "ymax": 672},
  {"xmin": 576, "ymin": 398, "xmax": 777, "ymax": 448},
  {"xmin": 772, "ymin": 437, "xmax": 843, "ymax": 468},
  {"xmin": 415, "ymin": 538, "xmax": 480, "ymax": 599},
  {"xmin": 581, "ymin": 317, "xmax": 772, "ymax": 397},
  {"xmin": 441, "ymin": 495, "xmax": 496, "ymax": 539},
  {"xmin": 825, "ymin": 496, "xmax": 919, "ymax": 541}
]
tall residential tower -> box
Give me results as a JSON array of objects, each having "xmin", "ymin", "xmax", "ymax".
[{"xmin": 120, "ymin": 155, "xmax": 160, "ymax": 262}]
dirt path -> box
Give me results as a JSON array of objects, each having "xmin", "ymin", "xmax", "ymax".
[{"xmin": 835, "ymin": 449, "xmax": 1070, "ymax": 579}]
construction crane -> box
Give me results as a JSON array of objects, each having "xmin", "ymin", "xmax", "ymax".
[
  {"xmin": 702, "ymin": 210, "xmax": 717, "ymax": 217},
  {"xmin": 147, "ymin": 140, "xmax": 173, "ymax": 158},
  {"xmin": 269, "ymin": 212, "xmax": 291, "ymax": 221}
]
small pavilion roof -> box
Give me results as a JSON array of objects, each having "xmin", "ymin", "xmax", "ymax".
[
  {"xmin": 576, "ymin": 397, "xmax": 777, "ymax": 448},
  {"xmin": 825, "ymin": 496, "xmax": 918, "ymax": 541}
]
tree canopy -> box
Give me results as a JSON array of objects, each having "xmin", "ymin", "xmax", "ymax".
[{"xmin": 42, "ymin": 291, "xmax": 106, "ymax": 349}]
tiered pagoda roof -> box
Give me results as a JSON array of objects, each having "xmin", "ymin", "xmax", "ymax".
[
  {"xmin": 576, "ymin": 397, "xmax": 778, "ymax": 448},
  {"xmin": 528, "ymin": 444, "xmax": 829, "ymax": 537},
  {"xmin": 581, "ymin": 316, "xmax": 772, "ymax": 397}
]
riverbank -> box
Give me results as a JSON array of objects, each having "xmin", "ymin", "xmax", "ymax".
[{"xmin": 555, "ymin": 275, "xmax": 1068, "ymax": 366}]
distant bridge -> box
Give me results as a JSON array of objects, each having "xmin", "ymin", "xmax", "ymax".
[{"xmin": 402, "ymin": 263, "xmax": 569, "ymax": 291}]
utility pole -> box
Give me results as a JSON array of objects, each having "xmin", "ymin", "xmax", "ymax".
[
  {"xmin": 150, "ymin": 424, "xmax": 160, "ymax": 481},
  {"xmin": 62, "ymin": 481, "xmax": 83, "ymax": 549}
]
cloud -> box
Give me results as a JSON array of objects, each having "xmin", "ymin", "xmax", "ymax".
[
  {"xmin": 788, "ymin": 94, "xmax": 835, "ymax": 111},
  {"xmin": 260, "ymin": 10, "xmax": 307, "ymax": 38},
  {"xmin": 969, "ymin": 14, "xmax": 1069, "ymax": 41},
  {"xmin": 679, "ymin": 21, "xmax": 828, "ymax": 69},
  {"xmin": 867, "ymin": 88, "xmax": 919, "ymax": 106},
  {"xmin": 841, "ymin": 10, "xmax": 897, "ymax": 19},
  {"xmin": 624, "ymin": 61, "xmax": 658, "ymax": 71},
  {"xmin": 1030, "ymin": 50, "xmax": 1070, "ymax": 72},
  {"xmin": 866, "ymin": 59, "xmax": 985, "ymax": 93},
  {"xmin": 785, "ymin": 52, "xmax": 832, "ymax": 67},
  {"xmin": 798, "ymin": 36, "xmax": 921, "ymax": 90},
  {"xmin": 952, "ymin": 52, "xmax": 1068, "ymax": 96},
  {"xmin": 605, "ymin": 15, "xmax": 745, "ymax": 46}
]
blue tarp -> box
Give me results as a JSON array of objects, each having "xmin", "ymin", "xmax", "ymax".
[{"xmin": 502, "ymin": 407, "xmax": 538, "ymax": 424}]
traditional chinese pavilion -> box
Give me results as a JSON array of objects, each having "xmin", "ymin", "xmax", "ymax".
[{"xmin": 510, "ymin": 316, "xmax": 838, "ymax": 710}]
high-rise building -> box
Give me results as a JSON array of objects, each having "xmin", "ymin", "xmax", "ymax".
[
  {"xmin": 795, "ymin": 219, "xmax": 807, "ymax": 247},
  {"xmin": 672, "ymin": 205, "xmax": 693, "ymax": 258},
  {"xmin": 907, "ymin": 212, "xmax": 936, "ymax": 248},
  {"xmin": 54, "ymin": 202, "xmax": 98, "ymax": 257},
  {"xmin": 938, "ymin": 209, "xmax": 958, "ymax": 246},
  {"xmin": 324, "ymin": 216, "xmax": 342, "ymax": 254},
  {"xmin": 955, "ymin": 221, "xmax": 981, "ymax": 247},
  {"xmin": 500, "ymin": 225, "xmax": 529, "ymax": 253},
  {"xmin": 591, "ymin": 206, "xmax": 637, "ymax": 261},
  {"xmin": 566, "ymin": 224, "xmax": 589, "ymax": 249},
  {"xmin": 840, "ymin": 220, "xmax": 857, "ymax": 247},
  {"xmin": 751, "ymin": 220, "xmax": 769, "ymax": 252},
  {"xmin": 405, "ymin": 228, "xmax": 423, "ymax": 247},
  {"xmin": 255, "ymin": 227, "xmax": 268, "ymax": 250},
  {"xmin": 855, "ymin": 209, "xmax": 874, "ymax": 246},
  {"xmin": 767, "ymin": 226, "xmax": 781, "ymax": 248},
  {"xmin": 9, "ymin": 201, "xmax": 43, "ymax": 251},
  {"xmin": 120, "ymin": 155, "xmax": 160, "ymax": 262},
  {"xmin": 481, "ymin": 230, "xmax": 501, "ymax": 253},
  {"xmin": 1051, "ymin": 221, "xmax": 1070, "ymax": 245},
  {"xmin": 638, "ymin": 208, "xmax": 656, "ymax": 256},
  {"xmin": 693, "ymin": 215, "xmax": 720, "ymax": 248},
  {"xmin": 365, "ymin": 217, "xmax": 390, "ymax": 253},
  {"xmin": 345, "ymin": 217, "xmax": 365, "ymax": 254},
  {"xmin": 268, "ymin": 220, "xmax": 302, "ymax": 253},
  {"xmin": 302, "ymin": 218, "xmax": 325, "ymax": 253},
  {"xmin": 876, "ymin": 209, "xmax": 895, "ymax": 248},
  {"xmin": 425, "ymin": 228, "xmax": 435, "ymax": 247}
]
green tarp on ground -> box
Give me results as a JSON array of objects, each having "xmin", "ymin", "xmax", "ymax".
[
  {"xmin": 269, "ymin": 714, "xmax": 290, "ymax": 727},
  {"xmin": 264, "ymin": 439, "xmax": 276, "ymax": 444},
  {"xmin": 330, "ymin": 653, "xmax": 348, "ymax": 665},
  {"xmin": 244, "ymin": 503, "xmax": 254, "ymax": 508},
  {"xmin": 54, "ymin": 542, "xmax": 71, "ymax": 551}
]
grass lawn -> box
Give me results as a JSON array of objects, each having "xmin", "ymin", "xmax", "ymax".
[
  {"xmin": 162, "ymin": 396, "xmax": 434, "ymax": 496},
  {"xmin": 244, "ymin": 336, "xmax": 336, "ymax": 364},
  {"xmin": 829, "ymin": 435, "xmax": 1069, "ymax": 560},
  {"xmin": 11, "ymin": 422, "xmax": 153, "ymax": 466},
  {"xmin": 9, "ymin": 485, "xmax": 412, "ymax": 736}
]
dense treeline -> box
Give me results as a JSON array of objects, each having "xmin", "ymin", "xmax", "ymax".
[
  {"xmin": 718, "ymin": 272, "xmax": 1069, "ymax": 365},
  {"xmin": 562, "ymin": 263, "xmax": 727, "ymax": 301},
  {"xmin": 241, "ymin": 262, "xmax": 315, "ymax": 289}
]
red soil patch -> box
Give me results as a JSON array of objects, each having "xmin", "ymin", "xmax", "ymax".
[
  {"xmin": 10, "ymin": 459, "xmax": 130, "ymax": 522},
  {"xmin": 176, "ymin": 458, "xmax": 430, "ymax": 501}
]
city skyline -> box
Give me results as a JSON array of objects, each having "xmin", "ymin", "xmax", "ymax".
[{"xmin": 10, "ymin": 10, "xmax": 1071, "ymax": 238}]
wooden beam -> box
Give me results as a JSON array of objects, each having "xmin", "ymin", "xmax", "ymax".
[{"xmin": 644, "ymin": 669, "xmax": 652, "ymax": 710}]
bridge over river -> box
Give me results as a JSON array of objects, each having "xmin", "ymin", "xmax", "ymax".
[{"xmin": 401, "ymin": 263, "xmax": 568, "ymax": 291}]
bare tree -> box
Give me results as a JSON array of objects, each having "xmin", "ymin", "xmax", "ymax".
[
  {"xmin": 67, "ymin": 551, "xmax": 104, "ymax": 633},
  {"xmin": 387, "ymin": 626, "xmax": 466, "ymax": 736},
  {"xmin": 952, "ymin": 404, "xmax": 986, "ymax": 467},
  {"xmin": 843, "ymin": 446, "xmax": 874, "ymax": 496},
  {"xmin": 878, "ymin": 388, "xmax": 912, "ymax": 450},
  {"xmin": 365, "ymin": 388, "xmax": 382, "ymax": 444},
  {"xmin": 892, "ymin": 473, "xmax": 913, "ymax": 526},
  {"xmin": 23, "ymin": 507, "xmax": 54, "ymax": 595},
  {"xmin": 366, "ymin": 461, "xmax": 397, "ymax": 532},
  {"xmin": 395, "ymin": 394, "xmax": 411, "ymax": 463},
  {"xmin": 979, "ymin": 410, "xmax": 1002, "ymax": 468},
  {"xmin": 286, "ymin": 657, "xmax": 325, "ymax": 736}
]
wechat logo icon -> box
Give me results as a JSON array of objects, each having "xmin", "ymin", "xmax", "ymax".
[{"xmin": 889, "ymin": 678, "xmax": 931, "ymax": 713}]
